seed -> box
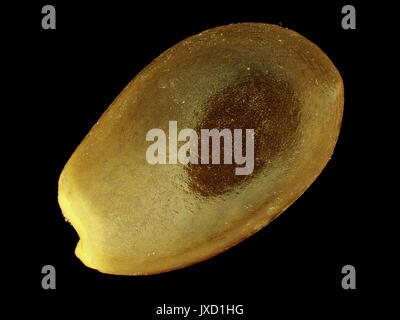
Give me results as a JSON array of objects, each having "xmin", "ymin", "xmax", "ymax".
[{"xmin": 58, "ymin": 22, "xmax": 344, "ymax": 275}]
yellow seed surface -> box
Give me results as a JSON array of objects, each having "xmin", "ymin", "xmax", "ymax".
[{"xmin": 58, "ymin": 23, "xmax": 344, "ymax": 275}]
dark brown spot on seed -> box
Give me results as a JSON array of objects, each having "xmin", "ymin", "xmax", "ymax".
[{"xmin": 186, "ymin": 69, "xmax": 300, "ymax": 197}]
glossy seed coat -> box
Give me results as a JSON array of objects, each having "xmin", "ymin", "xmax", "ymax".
[{"xmin": 58, "ymin": 23, "xmax": 344, "ymax": 275}]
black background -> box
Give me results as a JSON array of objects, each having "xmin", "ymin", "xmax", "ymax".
[{"xmin": 8, "ymin": 0, "xmax": 393, "ymax": 317}]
